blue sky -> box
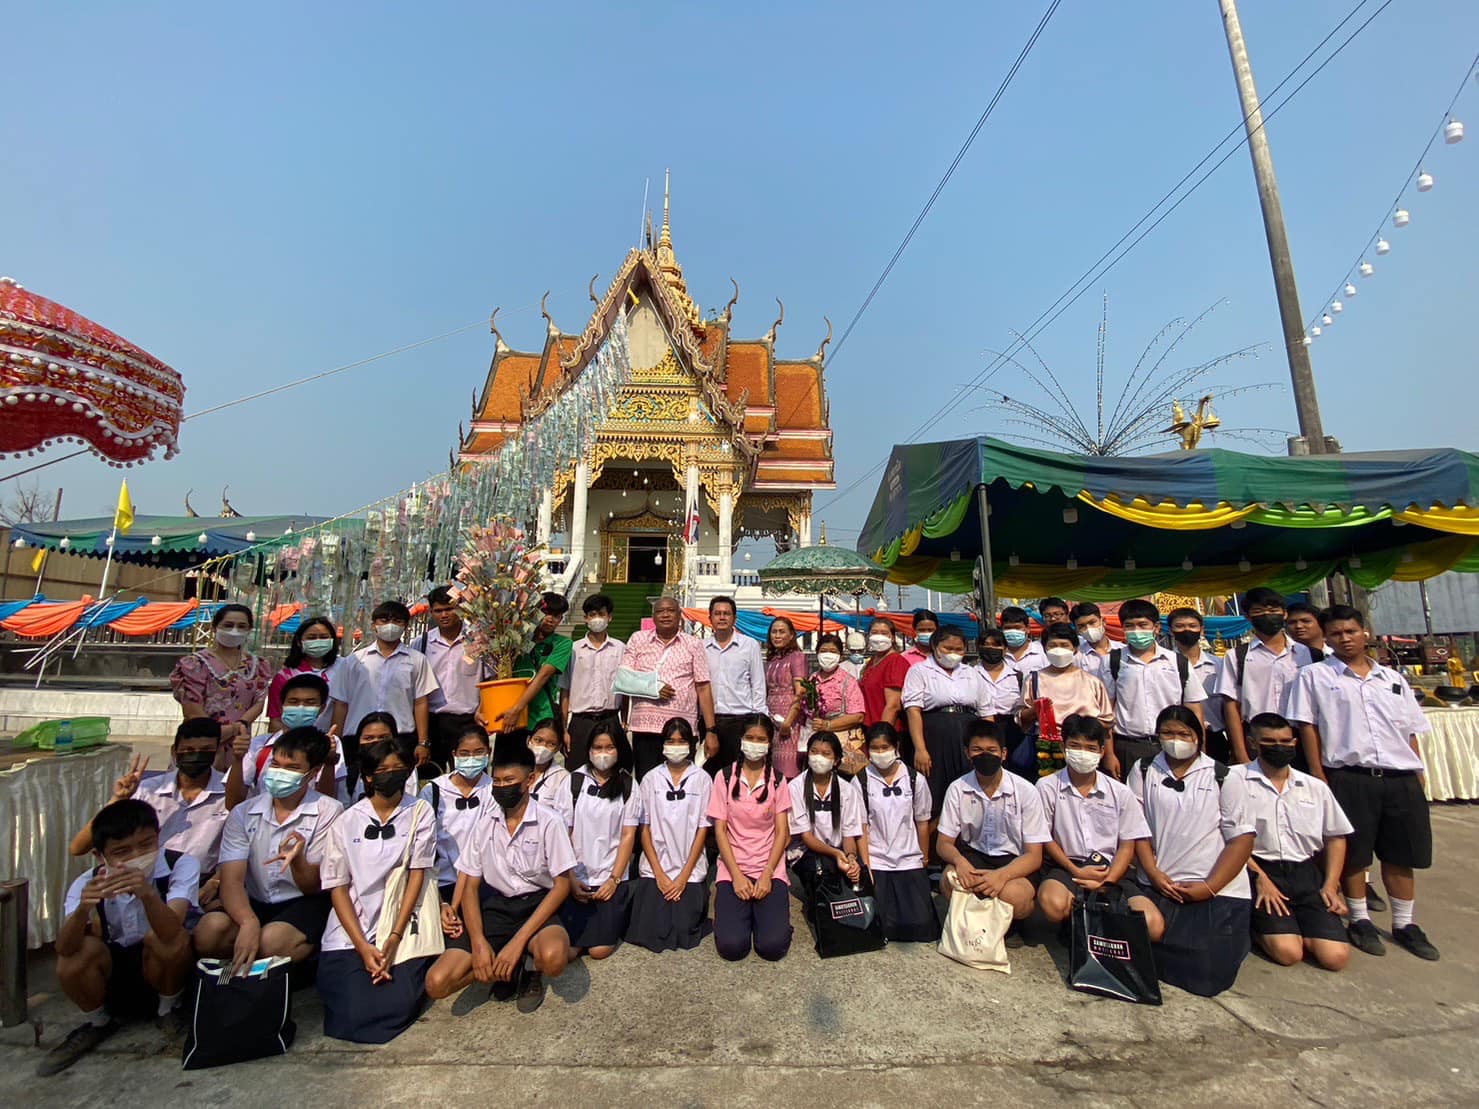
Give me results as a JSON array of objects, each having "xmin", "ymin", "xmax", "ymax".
[{"xmin": 3, "ymin": 1, "xmax": 1476, "ymax": 565}]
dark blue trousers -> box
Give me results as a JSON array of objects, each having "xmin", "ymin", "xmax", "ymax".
[{"xmin": 713, "ymin": 879, "xmax": 792, "ymax": 961}]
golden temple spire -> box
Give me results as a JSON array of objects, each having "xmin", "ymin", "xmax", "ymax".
[{"xmin": 652, "ymin": 168, "xmax": 702, "ymax": 329}]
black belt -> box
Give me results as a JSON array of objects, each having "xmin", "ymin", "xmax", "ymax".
[
  {"xmin": 1114, "ymin": 733, "xmax": 1154, "ymax": 744},
  {"xmin": 571, "ymin": 710, "xmax": 619, "ymax": 720},
  {"xmin": 1325, "ymin": 764, "xmax": 1418, "ymax": 778},
  {"xmin": 926, "ymin": 705, "xmax": 974, "ymax": 715},
  {"xmin": 714, "ymin": 713, "xmax": 753, "ymax": 722}
]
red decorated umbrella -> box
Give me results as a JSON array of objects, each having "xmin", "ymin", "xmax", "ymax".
[{"xmin": 0, "ymin": 276, "xmax": 184, "ymax": 467}]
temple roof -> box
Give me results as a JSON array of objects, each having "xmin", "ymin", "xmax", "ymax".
[{"xmin": 461, "ymin": 183, "xmax": 835, "ymax": 492}]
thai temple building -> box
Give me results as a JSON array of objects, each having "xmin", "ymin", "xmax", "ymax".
[{"xmin": 459, "ymin": 179, "xmax": 837, "ymax": 626}]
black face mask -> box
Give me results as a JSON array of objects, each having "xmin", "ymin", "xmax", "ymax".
[
  {"xmin": 972, "ymin": 753, "xmax": 1003, "ymax": 778},
  {"xmin": 175, "ymin": 751, "xmax": 216, "ymax": 776},
  {"xmin": 369, "ymin": 768, "xmax": 412, "ymax": 798},
  {"xmin": 980, "ymin": 648, "xmax": 1005, "ymax": 666},
  {"xmin": 491, "ymin": 784, "xmax": 526, "ymax": 812},
  {"xmin": 1250, "ymin": 613, "xmax": 1286, "ymax": 637},
  {"xmin": 1259, "ymin": 744, "xmax": 1298, "ymax": 768},
  {"xmin": 1172, "ymin": 630, "xmax": 1202, "ymax": 648}
]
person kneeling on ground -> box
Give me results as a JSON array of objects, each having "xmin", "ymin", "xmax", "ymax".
[
  {"xmin": 1033, "ymin": 714, "xmax": 1163, "ymax": 941},
  {"xmin": 559, "ymin": 722, "xmax": 641, "ymax": 960},
  {"xmin": 194, "ymin": 727, "xmax": 342, "ymax": 976},
  {"xmin": 1233, "ymin": 712, "xmax": 1353, "ymax": 972},
  {"xmin": 425, "ymin": 733, "xmax": 574, "ymax": 1014},
  {"xmin": 786, "ymin": 730, "xmax": 865, "ymax": 910},
  {"xmin": 40, "ymin": 800, "xmax": 198, "ymax": 1077},
  {"xmin": 857, "ymin": 722, "xmax": 939, "ymax": 942},
  {"xmin": 936, "ymin": 719, "xmax": 1050, "ymax": 946},
  {"xmin": 1129, "ymin": 706, "xmax": 1255, "ymax": 997}
]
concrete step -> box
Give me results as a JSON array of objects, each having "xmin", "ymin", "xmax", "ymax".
[{"xmin": 0, "ymin": 687, "xmax": 181, "ymax": 740}]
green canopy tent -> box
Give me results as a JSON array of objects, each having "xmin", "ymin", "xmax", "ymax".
[
  {"xmin": 855, "ymin": 438, "xmax": 1479, "ymax": 605},
  {"xmin": 9, "ymin": 514, "xmax": 332, "ymax": 569}
]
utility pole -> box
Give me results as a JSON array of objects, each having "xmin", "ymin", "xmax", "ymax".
[{"xmin": 1218, "ymin": 0, "xmax": 1327, "ymax": 450}]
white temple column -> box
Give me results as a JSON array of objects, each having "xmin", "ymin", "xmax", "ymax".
[
  {"xmin": 536, "ymin": 489, "xmax": 553, "ymax": 547},
  {"xmin": 684, "ymin": 460, "xmax": 701, "ymax": 575},
  {"xmin": 718, "ymin": 486, "xmax": 734, "ymax": 587},
  {"xmin": 799, "ymin": 510, "xmax": 813, "ymax": 549},
  {"xmin": 570, "ymin": 460, "xmax": 590, "ymax": 575}
]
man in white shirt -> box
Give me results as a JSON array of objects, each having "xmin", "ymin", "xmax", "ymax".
[
  {"xmin": 329, "ymin": 599, "xmax": 439, "ymax": 772},
  {"xmin": 1000, "ymin": 606, "xmax": 1048, "ymax": 676},
  {"xmin": 560, "ymin": 593, "xmax": 626, "ymax": 769},
  {"xmin": 1071, "ymin": 601, "xmax": 1114, "ymax": 687},
  {"xmin": 1168, "ymin": 608, "xmax": 1226, "ymax": 762},
  {"xmin": 1283, "ymin": 604, "xmax": 1439, "ymax": 962},
  {"xmin": 419, "ymin": 586, "xmax": 486, "ymax": 773},
  {"xmin": 1213, "ymin": 587, "xmax": 1314, "ymax": 765},
  {"xmin": 1107, "ymin": 599, "xmax": 1205, "ymax": 778},
  {"xmin": 703, "ymin": 595, "xmax": 768, "ymax": 772}
]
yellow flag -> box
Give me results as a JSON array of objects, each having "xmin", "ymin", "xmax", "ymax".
[
  {"xmin": 114, "ymin": 480, "xmax": 135, "ymax": 535},
  {"xmin": 30, "ymin": 547, "xmax": 46, "ymax": 573}
]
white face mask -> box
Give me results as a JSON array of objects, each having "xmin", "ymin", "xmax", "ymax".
[
  {"xmin": 374, "ymin": 623, "xmax": 404, "ymax": 643},
  {"xmin": 1064, "ymin": 749, "xmax": 1101, "ymax": 774},
  {"xmin": 586, "ymin": 616, "xmax": 609, "ymax": 634},
  {"xmin": 870, "ymin": 750, "xmax": 898, "ymax": 771},
  {"xmin": 215, "ymin": 627, "xmax": 248, "ymax": 649},
  {"xmin": 1045, "ymin": 647, "xmax": 1076, "ymax": 669},
  {"xmin": 529, "ymin": 743, "xmax": 556, "ymax": 766},
  {"xmin": 741, "ymin": 739, "xmax": 770, "ymax": 762},
  {"xmin": 117, "ymin": 850, "xmax": 158, "ymax": 876},
  {"xmin": 1161, "ymin": 738, "xmax": 1198, "ymax": 761},
  {"xmin": 808, "ymin": 753, "xmax": 835, "ymax": 775},
  {"xmin": 663, "ymin": 744, "xmax": 691, "ymax": 765},
  {"xmin": 936, "ymin": 652, "xmax": 963, "ymax": 670},
  {"xmin": 816, "ymin": 651, "xmax": 841, "ymax": 672},
  {"xmin": 867, "ymin": 634, "xmax": 894, "ymax": 652},
  {"xmin": 589, "ymin": 751, "xmax": 618, "ymax": 771},
  {"xmin": 1083, "ymin": 624, "xmax": 1105, "ymax": 644}
]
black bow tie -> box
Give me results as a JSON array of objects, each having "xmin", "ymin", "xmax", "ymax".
[
  {"xmin": 364, "ymin": 821, "xmax": 397, "ymax": 839},
  {"xmin": 454, "ymin": 795, "xmax": 480, "ymax": 810},
  {"xmin": 1160, "ymin": 776, "xmax": 1186, "ymax": 793},
  {"xmin": 586, "ymin": 783, "xmax": 602, "ymax": 796},
  {"xmin": 882, "ymin": 784, "xmax": 903, "ymax": 797},
  {"xmin": 666, "ymin": 788, "xmax": 686, "ymax": 801}
]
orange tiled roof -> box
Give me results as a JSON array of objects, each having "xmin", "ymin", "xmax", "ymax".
[
  {"xmin": 477, "ymin": 353, "xmax": 542, "ymax": 423},
  {"xmin": 765, "ymin": 437, "xmax": 831, "ymax": 461},
  {"xmin": 725, "ymin": 342, "xmax": 771, "ymax": 409},
  {"xmin": 773, "ymin": 362, "xmax": 825, "ymax": 430}
]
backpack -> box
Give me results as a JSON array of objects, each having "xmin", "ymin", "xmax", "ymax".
[
  {"xmin": 1135, "ymin": 753, "xmax": 1229, "ymax": 794},
  {"xmin": 1109, "ymin": 648, "xmax": 1190, "ymax": 704},
  {"xmin": 858, "ymin": 763, "xmax": 920, "ymax": 817},
  {"xmin": 1230, "ymin": 638, "xmax": 1317, "ymax": 694}
]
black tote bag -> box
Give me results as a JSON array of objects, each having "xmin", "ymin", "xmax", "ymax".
[
  {"xmin": 182, "ymin": 957, "xmax": 297, "ymax": 1069},
  {"xmin": 1068, "ymin": 889, "xmax": 1162, "ymax": 1005},
  {"xmin": 810, "ymin": 866, "xmax": 887, "ymax": 959}
]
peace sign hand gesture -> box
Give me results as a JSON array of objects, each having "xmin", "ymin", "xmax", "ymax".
[{"xmin": 112, "ymin": 753, "xmax": 150, "ymax": 801}]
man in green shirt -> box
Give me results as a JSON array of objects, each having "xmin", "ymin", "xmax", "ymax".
[{"xmin": 504, "ymin": 592, "xmax": 573, "ymax": 733}]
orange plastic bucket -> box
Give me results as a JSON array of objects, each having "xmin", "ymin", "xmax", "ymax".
[{"xmin": 477, "ymin": 678, "xmax": 531, "ymax": 731}]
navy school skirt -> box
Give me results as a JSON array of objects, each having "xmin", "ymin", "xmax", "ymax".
[
  {"xmin": 626, "ymin": 877, "xmax": 708, "ymax": 952},
  {"xmin": 318, "ymin": 948, "xmax": 432, "ymax": 1044},
  {"xmin": 560, "ymin": 881, "xmax": 633, "ymax": 950},
  {"xmin": 872, "ymin": 867, "xmax": 941, "ymax": 943},
  {"xmin": 1143, "ymin": 889, "xmax": 1250, "ymax": 997},
  {"xmin": 921, "ymin": 709, "xmax": 973, "ymax": 821}
]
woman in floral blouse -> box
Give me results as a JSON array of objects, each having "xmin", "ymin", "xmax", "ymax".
[
  {"xmin": 169, "ymin": 604, "xmax": 273, "ymax": 767},
  {"xmin": 805, "ymin": 632, "xmax": 866, "ymax": 774},
  {"xmin": 764, "ymin": 616, "xmax": 807, "ymax": 779}
]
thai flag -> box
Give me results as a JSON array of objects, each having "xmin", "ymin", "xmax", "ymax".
[{"xmin": 683, "ymin": 489, "xmax": 700, "ymax": 545}]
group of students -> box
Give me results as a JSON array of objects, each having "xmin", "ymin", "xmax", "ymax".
[{"xmin": 39, "ymin": 586, "xmax": 1441, "ymax": 1075}]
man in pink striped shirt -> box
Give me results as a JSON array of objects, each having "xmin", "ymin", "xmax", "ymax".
[{"xmin": 620, "ymin": 597, "xmax": 715, "ymax": 779}]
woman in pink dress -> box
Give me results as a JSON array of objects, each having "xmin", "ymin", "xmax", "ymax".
[
  {"xmin": 805, "ymin": 632, "xmax": 866, "ymax": 775},
  {"xmin": 763, "ymin": 616, "xmax": 807, "ymax": 779},
  {"xmin": 169, "ymin": 604, "xmax": 274, "ymax": 768}
]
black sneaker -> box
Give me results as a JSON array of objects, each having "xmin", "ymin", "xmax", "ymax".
[
  {"xmin": 1348, "ymin": 918, "xmax": 1386, "ymax": 956},
  {"xmin": 491, "ymin": 976, "xmax": 517, "ymax": 1003},
  {"xmin": 36, "ymin": 1020, "xmax": 119, "ymax": 1077},
  {"xmin": 1004, "ymin": 925, "xmax": 1025, "ymax": 950},
  {"xmin": 1392, "ymin": 924, "xmax": 1440, "ymax": 961},
  {"xmin": 515, "ymin": 966, "xmax": 546, "ymax": 1014},
  {"xmin": 156, "ymin": 1006, "xmax": 189, "ymax": 1040},
  {"xmin": 1365, "ymin": 883, "xmax": 1388, "ymax": 914}
]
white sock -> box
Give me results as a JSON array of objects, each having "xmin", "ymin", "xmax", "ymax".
[
  {"xmin": 81, "ymin": 1006, "xmax": 110, "ymax": 1027},
  {"xmin": 1346, "ymin": 896, "xmax": 1369, "ymax": 923},
  {"xmin": 157, "ymin": 990, "xmax": 182, "ymax": 1016},
  {"xmin": 1391, "ymin": 897, "xmax": 1415, "ymax": 930}
]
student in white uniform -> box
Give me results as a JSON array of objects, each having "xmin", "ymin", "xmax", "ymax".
[
  {"xmin": 936, "ymin": 720, "xmax": 1051, "ymax": 934},
  {"xmin": 1034, "ymin": 714, "xmax": 1163, "ymax": 940},
  {"xmin": 229, "ymin": 673, "xmax": 343, "ymax": 805},
  {"xmin": 39, "ymin": 801, "xmax": 198, "ymax": 1078},
  {"xmin": 559, "ymin": 722, "xmax": 640, "ymax": 959},
  {"xmin": 1000, "ymin": 606, "xmax": 1048, "ymax": 675},
  {"xmin": 627, "ymin": 718, "xmax": 714, "ymax": 952},
  {"xmin": 317, "ymin": 737, "xmax": 437, "ymax": 1043},
  {"xmin": 194, "ymin": 728, "xmax": 342, "ymax": 972},
  {"xmin": 418, "ymin": 722, "xmax": 494, "ymax": 944},
  {"xmin": 1130, "ymin": 706, "xmax": 1255, "ymax": 997},
  {"xmin": 1233, "ymin": 712, "xmax": 1352, "ymax": 972},
  {"xmin": 426, "ymin": 734, "xmax": 575, "ymax": 1015},
  {"xmin": 975, "ymin": 627, "xmax": 1024, "ymax": 719},
  {"xmin": 786, "ymin": 730, "xmax": 865, "ymax": 907},
  {"xmin": 526, "ymin": 720, "xmax": 574, "ymax": 828},
  {"xmin": 858, "ymin": 722, "xmax": 940, "ymax": 942},
  {"xmin": 1213, "ymin": 588, "xmax": 1313, "ymax": 766},
  {"xmin": 1167, "ymin": 608, "xmax": 1227, "ymax": 764},
  {"xmin": 1108, "ymin": 599, "xmax": 1207, "ymax": 779}
]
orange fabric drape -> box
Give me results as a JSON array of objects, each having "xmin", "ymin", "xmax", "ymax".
[
  {"xmin": 267, "ymin": 601, "xmax": 304, "ymax": 628},
  {"xmin": 1, "ymin": 597, "xmax": 92, "ymax": 638},
  {"xmin": 108, "ymin": 599, "xmax": 199, "ymax": 635}
]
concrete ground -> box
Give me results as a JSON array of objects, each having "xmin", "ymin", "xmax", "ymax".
[{"xmin": 6, "ymin": 807, "xmax": 1478, "ymax": 1107}]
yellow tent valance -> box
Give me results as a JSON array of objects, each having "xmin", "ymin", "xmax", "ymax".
[{"xmin": 1078, "ymin": 493, "xmax": 1258, "ymax": 531}]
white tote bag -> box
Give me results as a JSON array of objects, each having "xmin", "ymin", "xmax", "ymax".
[
  {"xmin": 937, "ymin": 867, "xmax": 1013, "ymax": 974},
  {"xmin": 375, "ymin": 799, "xmax": 445, "ymax": 964}
]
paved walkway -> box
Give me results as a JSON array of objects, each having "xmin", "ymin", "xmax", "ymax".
[{"xmin": 6, "ymin": 808, "xmax": 1478, "ymax": 1106}]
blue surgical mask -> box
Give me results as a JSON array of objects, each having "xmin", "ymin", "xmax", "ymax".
[
  {"xmin": 1003, "ymin": 628, "xmax": 1028, "ymax": 648},
  {"xmin": 914, "ymin": 632, "xmax": 932, "ymax": 648},
  {"xmin": 281, "ymin": 706, "xmax": 320, "ymax": 729},
  {"xmin": 454, "ymin": 755, "xmax": 489, "ymax": 779},
  {"xmin": 301, "ymin": 637, "xmax": 334, "ymax": 658},
  {"xmin": 263, "ymin": 767, "xmax": 307, "ymax": 798}
]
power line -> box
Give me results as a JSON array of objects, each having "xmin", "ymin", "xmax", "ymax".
[{"xmin": 816, "ymin": 0, "xmax": 1393, "ymax": 522}]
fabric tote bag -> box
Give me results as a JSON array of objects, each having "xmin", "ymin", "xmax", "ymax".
[
  {"xmin": 1068, "ymin": 889, "xmax": 1162, "ymax": 1005},
  {"xmin": 937, "ymin": 868, "xmax": 1013, "ymax": 973},
  {"xmin": 810, "ymin": 866, "xmax": 886, "ymax": 959},
  {"xmin": 182, "ymin": 957, "xmax": 296, "ymax": 1069},
  {"xmin": 375, "ymin": 799, "xmax": 444, "ymax": 964}
]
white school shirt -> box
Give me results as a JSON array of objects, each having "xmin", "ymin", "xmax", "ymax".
[
  {"xmin": 320, "ymin": 794, "xmax": 437, "ymax": 952},
  {"xmin": 455, "ymin": 796, "xmax": 577, "ymax": 898},
  {"xmin": 64, "ymin": 852, "xmax": 200, "ymax": 949},
  {"xmin": 136, "ymin": 769, "xmax": 230, "ymax": 873},
  {"xmin": 243, "ymin": 731, "xmax": 348, "ymax": 798},
  {"xmin": 217, "ymin": 788, "xmax": 343, "ymax": 904},
  {"xmin": 636, "ymin": 763, "xmax": 713, "ymax": 882},
  {"xmin": 561, "ymin": 635, "xmax": 626, "ymax": 714},
  {"xmin": 422, "ymin": 625, "xmax": 484, "ymax": 715},
  {"xmin": 1004, "ymin": 640, "xmax": 1049, "ymax": 676},
  {"xmin": 1109, "ymin": 645, "xmax": 1207, "ymax": 736},
  {"xmin": 976, "ymin": 664, "xmax": 1024, "ymax": 717},
  {"xmin": 1231, "ymin": 762, "xmax": 1353, "ymax": 863},
  {"xmin": 566, "ymin": 770, "xmax": 642, "ymax": 886},
  {"xmin": 859, "ymin": 763, "xmax": 931, "ymax": 872},
  {"xmin": 787, "ymin": 773, "xmax": 865, "ymax": 852},
  {"xmin": 1282, "ymin": 656, "xmax": 1429, "ymax": 772},
  {"xmin": 329, "ymin": 642, "xmax": 439, "ymax": 735},
  {"xmin": 528, "ymin": 764, "xmax": 574, "ymax": 828},
  {"xmin": 900, "ymin": 655, "xmax": 994, "ymax": 715},
  {"xmin": 1129, "ymin": 753, "xmax": 1253, "ymax": 898},
  {"xmin": 1076, "ymin": 642, "xmax": 1113, "ymax": 688},
  {"xmin": 1035, "ymin": 768, "xmax": 1151, "ymax": 860},
  {"xmin": 937, "ymin": 770, "xmax": 1052, "ymax": 858},
  {"xmin": 419, "ymin": 771, "xmax": 494, "ymax": 888},
  {"xmin": 1185, "ymin": 651, "xmax": 1225, "ymax": 733},
  {"xmin": 1212, "ymin": 636, "xmax": 1312, "ymax": 720}
]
